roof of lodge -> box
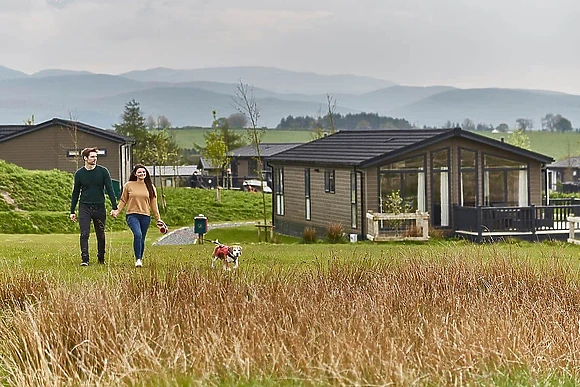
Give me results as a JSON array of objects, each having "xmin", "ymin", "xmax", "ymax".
[
  {"xmin": 0, "ymin": 118, "xmax": 134, "ymax": 144},
  {"xmin": 229, "ymin": 143, "xmax": 302, "ymax": 157},
  {"xmin": 267, "ymin": 128, "xmax": 554, "ymax": 167}
]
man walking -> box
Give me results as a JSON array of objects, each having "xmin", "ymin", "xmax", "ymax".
[{"xmin": 70, "ymin": 147, "xmax": 118, "ymax": 266}]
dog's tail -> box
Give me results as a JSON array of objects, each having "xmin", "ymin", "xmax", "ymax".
[{"xmin": 210, "ymin": 239, "xmax": 221, "ymax": 245}]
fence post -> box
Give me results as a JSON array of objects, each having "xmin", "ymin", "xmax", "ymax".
[
  {"xmin": 477, "ymin": 206, "xmax": 482, "ymax": 243},
  {"xmin": 530, "ymin": 204, "xmax": 536, "ymax": 239}
]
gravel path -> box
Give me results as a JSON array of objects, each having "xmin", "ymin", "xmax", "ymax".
[{"xmin": 153, "ymin": 221, "xmax": 257, "ymax": 246}]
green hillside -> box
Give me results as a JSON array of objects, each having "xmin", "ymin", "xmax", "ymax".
[
  {"xmin": 0, "ymin": 160, "xmax": 270, "ymax": 234},
  {"xmin": 170, "ymin": 128, "xmax": 313, "ymax": 149},
  {"xmin": 483, "ymin": 131, "xmax": 580, "ymax": 161}
]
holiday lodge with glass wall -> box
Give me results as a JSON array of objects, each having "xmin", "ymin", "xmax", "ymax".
[{"xmin": 266, "ymin": 128, "xmax": 553, "ymax": 240}]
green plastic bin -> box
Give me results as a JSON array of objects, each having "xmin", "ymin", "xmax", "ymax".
[{"xmin": 194, "ymin": 214, "xmax": 208, "ymax": 234}]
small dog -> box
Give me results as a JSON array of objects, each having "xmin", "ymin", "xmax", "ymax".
[{"xmin": 211, "ymin": 239, "xmax": 242, "ymax": 270}]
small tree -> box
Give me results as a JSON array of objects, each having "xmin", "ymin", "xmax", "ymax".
[
  {"xmin": 507, "ymin": 127, "xmax": 531, "ymax": 150},
  {"xmin": 382, "ymin": 190, "xmax": 412, "ymax": 235}
]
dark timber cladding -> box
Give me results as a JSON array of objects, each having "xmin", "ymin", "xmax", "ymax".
[{"xmin": 267, "ymin": 128, "xmax": 555, "ymax": 240}]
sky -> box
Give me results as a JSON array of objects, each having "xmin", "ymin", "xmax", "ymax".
[{"xmin": 2, "ymin": 0, "xmax": 580, "ymax": 94}]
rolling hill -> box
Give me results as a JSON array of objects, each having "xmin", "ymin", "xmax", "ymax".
[{"xmin": 1, "ymin": 65, "xmax": 580, "ymax": 129}]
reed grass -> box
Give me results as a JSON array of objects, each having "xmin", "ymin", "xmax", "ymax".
[{"xmin": 1, "ymin": 241, "xmax": 580, "ymax": 385}]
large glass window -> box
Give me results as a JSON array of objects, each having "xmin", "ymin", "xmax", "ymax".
[
  {"xmin": 276, "ymin": 168, "xmax": 284, "ymax": 216},
  {"xmin": 459, "ymin": 149, "xmax": 477, "ymax": 207},
  {"xmin": 380, "ymin": 155, "xmax": 426, "ymax": 213},
  {"xmin": 483, "ymin": 154, "xmax": 528, "ymax": 206},
  {"xmin": 431, "ymin": 149, "xmax": 450, "ymax": 226}
]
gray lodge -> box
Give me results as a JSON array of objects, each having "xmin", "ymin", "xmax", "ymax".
[{"xmin": 266, "ymin": 128, "xmax": 565, "ymax": 242}]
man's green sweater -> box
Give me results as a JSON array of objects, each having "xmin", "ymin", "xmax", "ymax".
[{"xmin": 70, "ymin": 165, "xmax": 118, "ymax": 213}]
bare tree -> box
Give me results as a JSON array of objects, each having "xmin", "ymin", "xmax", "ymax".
[
  {"xmin": 311, "ymin": 94, "xmax": 338, "ymax": 140},
  {"xmin": 326, "ymin": 94, "xmax": 337, "ymax": 134},
  {"xmin": 234, "ymin": 80, "xmax": 269, "ymax": 237},
  {"xmin": 61, "ymin": 111, "xmax": 81, "ymax": 170}
]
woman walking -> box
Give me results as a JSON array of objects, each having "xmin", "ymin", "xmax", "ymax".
[{"xmin": 111, "ymin": 165, "xmax": 164, "ymax": 267}]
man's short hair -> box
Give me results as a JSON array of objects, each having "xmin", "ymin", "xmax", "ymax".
[{"xmin": 81, "ymin": 147, "xmax": 99, "ymax": 159}]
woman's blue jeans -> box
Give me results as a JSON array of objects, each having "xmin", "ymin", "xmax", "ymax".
[{"xmin": 126, "ymin": 214, "xmax": 151, "ymax": 260}]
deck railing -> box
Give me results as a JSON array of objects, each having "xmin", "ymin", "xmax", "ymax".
[
  {"xmin": 454, "ymin": 204, "xmax": 580, "ymax": 241},
  {"xmin": 366, "ymin": 211, "xmax": 429, "ymax": 241}
]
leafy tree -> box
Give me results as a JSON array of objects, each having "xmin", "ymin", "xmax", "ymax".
[
  {"xmin": 554, "ymin": 115, "xmax": 573, "ymax": 132},
  {"xmin": 146, "ymin": 114, "xmax": 171, "ymax": 130},
  {"xmin": 202, "ymin": 127, "xmax": 230, "ymax": 187},
  {"xmin": 227, "ymin": 112, "xmax": 248, "ymax": 128},
  {"xmin": 114, "ymin": 100, "xmax": 179, "ymax": 166},
  {"xmin": 541, "ymin": 113, "xmax": 556, "ymax": 132},
  {"xmin": 196, "ymin": 111, "xmax": 246, "ymax": 155},
  {"xmin": 507, "ymin": 127, "xmax": 530, "ymax": 149},
  {"xmin": 461, "ymin": 118, "xmax": 475, "ymax": 131},
  {"xmin": 515, "ymin": 118, "xmax": 533, "ymax": 131}
]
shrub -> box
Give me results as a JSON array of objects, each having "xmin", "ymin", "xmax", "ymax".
[
  {"xmin": 326, "ymin": 223, "xmax": 345, "ymax": 244},
  {"xmin": 428, "ymin": 227, "xmax": 446, "ymax": 239},
  {"xmin": 302, "ymin": 227, "xmax": 317, "ymax": 244}
]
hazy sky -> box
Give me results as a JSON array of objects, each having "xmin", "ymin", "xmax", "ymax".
[{"xmin": 2, "ymin": 0, "xmax": 580, "ymax": 94}]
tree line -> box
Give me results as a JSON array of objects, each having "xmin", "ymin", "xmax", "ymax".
[
  {"xmin": 277, "ymin": 112, "xmax": 413, "ymax": 130},
  {"xmin": 440, "ymin": 113, "xmax": 574, "ymax": 133}
]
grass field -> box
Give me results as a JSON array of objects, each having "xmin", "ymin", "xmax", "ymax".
[
  {"xmin": 2, "ymin": 228, "xmax": 580, "ymax": 385},
  {"xmin": 170, "ymin": 128, "xmax": 313, "ymax": 150},
  {"xmin": 171, "ymin": 127, "xmax": 580, "ymax": 162}
]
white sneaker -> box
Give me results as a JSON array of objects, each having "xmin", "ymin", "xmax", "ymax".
[{"xmin": 135, "ymin": 259, "xmax": 143, "ymax": 268}]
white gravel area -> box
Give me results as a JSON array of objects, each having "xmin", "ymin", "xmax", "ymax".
[{"xmin": 153, "ymin": 221, "xmax": 257, "ymax": 246}]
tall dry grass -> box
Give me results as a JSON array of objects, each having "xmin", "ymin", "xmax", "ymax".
[{"xmin": 1, "ymin": 250, "xmax": 580, "ymax": 385}]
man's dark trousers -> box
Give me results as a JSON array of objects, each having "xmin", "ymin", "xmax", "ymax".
[{"xmin": 78, "ymin": 203, "xmax": 107, "ymax": 263}]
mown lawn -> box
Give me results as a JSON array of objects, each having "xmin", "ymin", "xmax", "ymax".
[{"xmin": 2, "ymin": 230, "xmax": 580, "ymax": 385}]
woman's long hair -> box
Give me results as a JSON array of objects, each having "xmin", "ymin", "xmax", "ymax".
[{"xmin": 129, "ymin": 164, "xmax": 156, "ymax": 199}]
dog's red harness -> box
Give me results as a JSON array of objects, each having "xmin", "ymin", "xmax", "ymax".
[{"xmin": 215, "ymin": 245, "xmax": 229, "ymax": 258}]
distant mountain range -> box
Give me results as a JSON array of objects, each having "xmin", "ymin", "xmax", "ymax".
[{"xmin": 1, "ymin": 65, "xmax": 580, "ymax": 129}]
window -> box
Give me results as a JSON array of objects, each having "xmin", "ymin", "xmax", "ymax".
[
  {"xmin": 305, "ymin": 169, "xmax": 311, "ymax": 220},
  {"xmin": 380, "ymin": 155, "xmax": 426, "ymax": 213},
  {"xmin": 459, "ymin": 148, "xmax": 477, "ymax": 207},
  {"xmin": 67, "ymin": 149, "xmax": 107, "ymax": 157},
  {"xmin": 483, "ymin": 154, "xmax": 528, "ymax": 206},
  {"xmin": 431, "ymin": 149, "xmax": 450, "ymax": 227},
  {"xmin": 275, "ymin": 168, "xmax": 284, "ymax": 216},
  {"xmin": 324, "ymin": 170, "xmax": 335, "ymax": 193},
  {"xmin": 248, "ymin": 158, "xmax": 259, "ymax": 176},
  {"xmin": 350, "ymin": 171, "xmax": 357, "ymax": 228}
]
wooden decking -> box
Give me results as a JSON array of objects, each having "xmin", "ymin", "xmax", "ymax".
[{"xmin": 454, "ymin": 204, "xmax": 580, "ymax": 242}]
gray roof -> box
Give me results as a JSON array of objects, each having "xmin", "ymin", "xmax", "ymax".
[
  {"xmin": 229, "ymin": 143, "xmax": 303, "ymax": 157},
  {"xmin": 548, "ymin": 156, "xmax": 580, "ymax": 169},
  {"xmin": 267, "ymin": 128, "xmax": 554, "ymax": 167},
  {"xmin": 0, "ymin": 118, "xmax": 134, "ymax": 144},
  {"xmin": 144, "ymin": 165, "xmax": 199, "ymax": 176},
  {"xmin": 199, "ymin": 157, "xmax": 221, "ymax": 170}
]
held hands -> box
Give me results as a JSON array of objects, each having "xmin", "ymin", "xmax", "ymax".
[
  {"xmin": 110, "ymin": 209, "xmax": 119, "ymax": 218},
  {"xmin": 70, "ymin": 213, "xmax": 76, "ymax": 222}
]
